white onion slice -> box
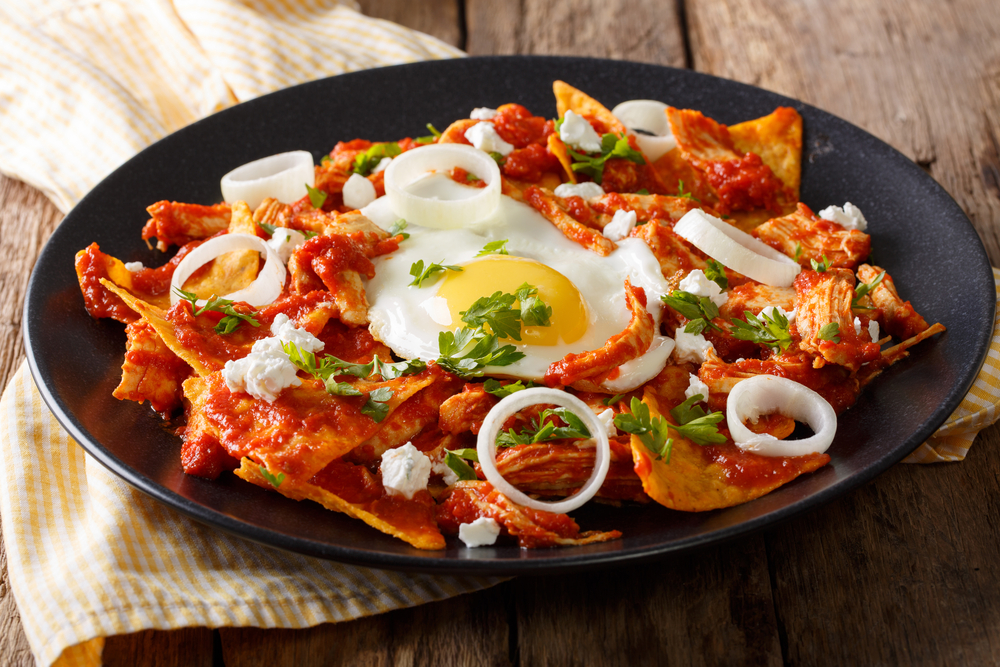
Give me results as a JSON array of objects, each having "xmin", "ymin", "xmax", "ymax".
[
  {"xmin": 674, "ymin": 209, "xmax": 801, "ymax": 287},
  {"xmin": 726, "ymin": 375, "xmax": 837, "ymax": 457},
  {"xmin": 169, "ymin": 233, "xmax": 286, "ymax": 307},
  {"xmin": 611, "ymin": 100, "xmax": 676, "ymax": 162},
  {"xmin": 477, "ymin": 388, "xmax": 611, "ymax": 514},
  {"xmin": 383, "ymin": 144, "xmax": 501, "ymax": 229},
  {"xmin": 220, "ymin": 151, "xmax": 315, "ymax": 210}
]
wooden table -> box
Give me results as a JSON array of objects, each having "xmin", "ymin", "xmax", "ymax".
[{"xmin": 2, "ymin": 1, "xmax": 999, "ymax": 664}]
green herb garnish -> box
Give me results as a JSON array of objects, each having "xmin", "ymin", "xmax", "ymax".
[
  {"xmin": 660, "ymin": 290, "xmax": 722, "ymax": 334},
  {"xmin": 352, "ymin": 142, "xmax": 401, "ymax": 176},
  {"xmin": 305, "ymin": 183, "xmax": 328, "ymax": 209},
  {"xmin": 476, "ymin": 239, "xmax": 509, "ymax": 257},
  {"xmin": 443, "ymin": 449, "xmax": 479, "ymax": 482},
  {"xmin": 258, "ymin": 465, "xmax": 286, "ymax": 489},
  {"xmin": 729, "ymin": 309, "xmax": 793, "ymax": 353},
  {"xmin": 409, "ymin": 259, "xmax": 463, "ymax": 287},
  {"xmin": 495, "ymin": 407, "xmax": 590, "ymax": 448},
  {"xmin": 676, "ymin": 180, "xmax": 700, "ymax": 202},
  {"xmin": 852, "ymin": 270, "xmax": 885, "ymax": 309},
  {"xmin": 173, "ymin": 288, "xmax": 260, "ymax": 335},
  {"xmin": 811, "ymin": 255, "xmax": 832, "ymax": 272},
  {"xmin": 817, "ymin": 322, "xmax": 841, "ymax": 343},
  {"xmin": 614, "ymin": 397, "xmax": 673, "ymax": 462},
  {"xmin": 793, "ymin": 242, "xmax": 803, "ymax": 262},
  {"xmin": 483, "ymin": 378, "xmax": 532, "ymax": 398},
  {"xmin": 704, "ymin": 259, "xmax": 728, "ymax": 291},
  {"xmin": 602, "ymin": 393, "xmax": 625, "ymax": 406},
  {"xmin": 360, "ymin": 387, "xmax": 393, "ymax": 423},
  {"xmin": 566, "ymin": 132, "xmax": 645, "ymax": 184},
  {"xmin": 436, "ymin": 328, "xmax": 524, "ymax": 378},
  {"xmin": 387, "ymin": 219, "xmax": 410, "ymax": 240}
]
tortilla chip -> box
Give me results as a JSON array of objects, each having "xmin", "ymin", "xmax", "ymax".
[
  {"xmin": 547, "ymin": 133, "xmax": 576, "ymax": 184},
  {"xmin": 180, "ymin": 201, "xmax": 260, "ymax": 300},
  {"xmin": 236, "ymin": 457, "xmax": 445, "ymax": 550},
  {"xmin": 438, "ymin": 118, "xmax": 477, "ymax": 145},
  {"xmin": 552, "ymin": 80, "xmax": 625, "ymax": 135},
  {"xmin": 629, "ymin": 366, "xmax": 829, "ymax": 511},
  {"xmin": 729, "ymin": 107, "xmax": 803, "ymax": 201}
]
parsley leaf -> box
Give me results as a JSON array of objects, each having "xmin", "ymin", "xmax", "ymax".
[
  {"xmin": 409, "ymin": 259, "xmax": 463, "ymax": 287},
  {"xmin": 603, "ymin": 393, "xmax": 625, "ymax": 406},
  {"xmin": 443, "ymin": 449, "xmax": 479, "ymax": 482},
  {"xmin": 669, "ymin": 394, "xmax": 710, "ymax": 425},
  {"xmin": 483, "ymin": 378, "xmax": 532, "ymax": 397},
  {"xmin": 614, "ymin": 397, "xmax": 673, "ymax": 462},
  {"xmin": 305, "ymin": 183, "xmax": 328, "ymax": 209},
  {"xmin": 636, "ymin": 188, "xmax": 650, "ymax": 195},
  {"xmin": 817, "ymin": 322, "xmax": 841, "ymax": 343},
  {"xmin": 173, "ymin": 288, "xmax": 260, "ymax": 335},
  {"xmin": 360, "ymin": 386, "xmax": 393, "ymax": 422},
  {"xmin": 676, "ymin": 180, "xmax": 700, "ymax": 202},
  {"xmin": 704, "ymin": 259, "xmax": 729, "ymax": 290},
  {"xmin": 669, "ymin": 408, "xmax": 726, "ymax": 445},
  {"xmin": 566, "ymin": 132, "xmax": 645, "ymax": 184},
  {"xmin": 852, "ymin": 270, "xmax": 885, "ymax": 309},
  {"xmin": 793, "ymin": 242, "xmax": 803, "ymax": 262},
  {"xmin": 352, "ymin": 142, "xmax": 401, "ymax": 176},
  {"xmin": 325, "ymin": 381, "xmax": 363, "ymax": 397},
  {"xmin": 729, "ymin": 309, "xmax": 793, "ymax": 353},
  {"xmin": 436, "ymin": 329, "xmax": 525, "ymax": 378},
  {"xmin": 321, "ymin": 154, "xmax": 331, "ymax": 164},
  {"xmin": 258, "ymin": 465, "xmax": 286, "ymax": 489},
  {"xmin": 387, "ymin": 219, "xmax": 410, "ymax": 240},
  {"xmin": 496, "ymin": 407, "xmax": 591, "ymax": 448},
  {"xmin": 515, "ymin": 283, "xmax": 552, "ymax": 328},
  {"xmin": 257, "ymin": 221, "xmax": 278, "ymax": 236},
  {"xmin": 282, "ymin": 343, "xmax": 424, "ymax": 387},
  {"xmin": 811, "ymin": 255, "xmax": 832, "ymax": 272},
  {"xmin": 461, "ymin": 290, "xmax": 522, "ymax": 340},
  {"xmin": 476, "ymin": 239, "xmax": 509, "ymax": 257},
  {"xmin": 660, "ymin": 290, "xmax": 722, "ymax": 334}
]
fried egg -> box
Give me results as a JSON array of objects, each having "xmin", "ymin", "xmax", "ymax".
[{"xmin": 361, "ymin": 174, "xmax": 673, "ymax": 389}]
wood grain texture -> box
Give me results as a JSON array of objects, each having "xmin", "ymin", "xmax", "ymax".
[
  {"xmin": 357, "ymin": 0, "xmax": 463, "ymax": 48},
  {"xmin": 515, "ymin": 538, "xmax": 782, "ymax": 667},
  {"xmin": 103, "ymin": 628, "xmax": 215, "ymax": 667},
  {"xmin": 686, "ymin": 0, "xmax": 1000, "ymax": 262},
  {"xmin": 465, "ymin": 0, "xmax": 687, "ymax": 67},
  {"xmin": 219, "ymin": 585, "xmax": 511, "ymax": 666}
]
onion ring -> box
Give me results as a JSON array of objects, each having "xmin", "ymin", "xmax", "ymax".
[
  {"xmin": 674, "ymin": 209, "xmax": 801, "ymax": 287},
  {"xmin": 383, "ymin": 144, "xmax": 501, "ymax": 229},
  {"xmin": 611, "ymin": 99, "xmax": 676, "ymax": 162},
  {"xmin": 220, "ymin": 151, "xmax": 314, "ymax": 210},
  {"xmin": 476, "ymin": 388, "xmax": 611, "ymax": 514},
  {"xmin": 726, "ymin": 375, "xmax": 837, "ymax": 457},
  {"xmin": 169, "ymin": 233, "xmax": 286, "ymax": 307}
]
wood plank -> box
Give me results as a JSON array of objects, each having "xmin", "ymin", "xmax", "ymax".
[
  {"xmin": 357, "ymin": 0, "xmax": 463, "ymax": 49},
  {"xmin": 687, "ymin": 0, "xmax": 1000, "ymax": 663},
  {"xmin": 103, "ymin": 628, "xmax": 215, "ymax": 667},
  {"xmin": 219, "ymin": 585, "xmax": 511, "ymax": 666},
  {"xmin": 464, "ymin": 0, "xmax": 687, "ymax": 67},
  {"xmin": 515, "ymin": 537, "xmax": 782, "ymax": 666},
  {"xmin": 686, "ymin": 0, "xmax": 1000, "ymax": 263}
]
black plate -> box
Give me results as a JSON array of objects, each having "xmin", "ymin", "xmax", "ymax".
[{"xmin": 23, "ymin": 56, "xmax": 994, "ymax": 574}]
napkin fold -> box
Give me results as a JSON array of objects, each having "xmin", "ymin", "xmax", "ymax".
[{"xmin": 1, "ymin": 1, "xmax": 997, "ymax": 665}]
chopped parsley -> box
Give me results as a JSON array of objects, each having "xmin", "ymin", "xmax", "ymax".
[
  {"xmin": 566, "ymin": 132, "xmax": 645, "ymax": 184},
  {"xmin": 667, "ymin": 395, "xmax": 726, "ymax": 445},
  {"xmin": 635, "ymin": 188, "xmax": 650, "ymax": 195},
  {"xmin": 258, "ymin": 465, "xmax": 286, "ymax": 489},
  {"xmin": 436, "ymin": 327, "xmax": 524, "ymax": 378},
  {"xmin": 387, "ymin": 219, "xmax": 410, "ymax": 240},
  {"xmin": 256, "ymin": 221, "xmax": 318, "ymax": 240},
  {"xmin": 852, "ymin": 270, "xmax": 886, "ymax": 309},
  {"xmin": 729, "ymin": 309, "xmax": 793, "ymax": 353},
  {"xmin": 360, "ymin": 387, "xmax": 393, "ymax": 422},
  {"xmin": 614, "ymin": 397, "xmax": 673, "ymax": 462},
  {"xmin": 352, "ymin": 142, "xmax": 401, "ymax": 176},
  {"xmin": 173, "ymin": 288, "xmax": 260, "ymax": 335},
  {"xmin": 793, "ymin": 242, "xmax": 803, "ymax": 262},
  {"xmin": 817, "ymin": 322, "xmax": 841, "ymax": 343},
  {"xmin": 408, "ymin": 259, "xmax": 463, "ymax": 287},
  {"xmin": 460, "ymin": 283, "xmax": 552, "ymax": 341},
  {"xmin": 676, "ymin": 180, "xmax": 700, "ymax": 202},
  {"xmin": 661, "ymin": 290, "xmax": 722, "ymax": 334},
  {"xmin": 602, "ymin": 393, "xmax": 626, "ymax": 406},
  {"xmin": 476, "ymin": 239, "xmax": 509, "ymax": 257},
  {"xmin": 305, "ymin": 183, "xmax": 328, "ymax": 209},
  {"xmin": 704, "ymin": 259, "xmax": 729, "ymax": 290},
  {"xmin": 443, "ymin": 448, "xmax": 479, "ymax": 482},
  {"xmin": 495, "ymin": 407, "xmax": 591, "ymax": 448},
  {"xmin": 417, "ymin": 123, "xmax": 443, "ymax": 144},
  {"xmin": 811, "ymin": 255, "xmax": 832, "ymax": 272},
  {"xmin": 483, "ymin": 378, "xmax": 533, "ymax": 397}
]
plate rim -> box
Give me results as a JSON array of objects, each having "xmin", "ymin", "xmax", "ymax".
[{"xmin": 22, "ymin": 55, "xmax": 996, "ymax": 574}]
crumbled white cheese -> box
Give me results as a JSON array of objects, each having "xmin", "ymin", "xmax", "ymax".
[
  {"xmin": 678, "ymin": 269, "xmax": 728, "ymax": 307},
  {"xmin": 124, "ymin": 261, "xmax": 145, "ymax": 272},
  {"xmin": 343, "ymin": 173, "xmax": 377, "ymax": 209},
  {"xmin": 381, "ymin": 442, "xmax": 432, "ymax": 499},
  {"xmin": 222, "ymin": 315, "xmax": 324, "ymax": 402},
  {"xmin": 266, "ymin": 227, "xmax": 307, "ymax": 264},
  {"xmin": 431, "ymin": 456, "xmax": 460, "ymax": 487},
  {"xmin": 553, "ymin": 182, "xmax": 605, "ymax": 199},
  {"xmin": 854, "ymin": 316, "xmax": 862, "ymax": 335},
  {"xmin": 818, "ymin": 202, "xmax": 868, "ymax": 232},
  {"xmin": 603, "ymin": 209, "xmax": 637, "ymax": 242},
  {"xmin": 869, "ymin": 319, "xmax": 880, "ymax": 343},
  {"xmin": 559, "ymin": 110, "xmax": 603, "ymax": 153},
  {"xmin": 673, "ymin": 330, "xmax": 715, "ymax": 364},
  {"xmin": 270, "ymin": 313, "xmax": 324, "ymax": 352},
  {"xmin": 464, "ymin": 121, "xmax": 514, "ymax": 156},
  {"xmin": 759, "ymin": 305, "xmax": 795, "ymax": 325},
  {"xmin": 470, "ymin": 107, "xmax": 498, "ymax": 120},
  {"xmin": 685, "ymin": 373, "xmax": 711, "ymax": 401},
  {"xmin": 596, "ymin": 407, "xmax": 618, "ymax": 437},
  {"xmin": 371, "ymin": 157, "xmax": 392, "ymax": 174},
  {"xmin": 458, "ymin": 517, "xmax": 501, "ymax": 547}
]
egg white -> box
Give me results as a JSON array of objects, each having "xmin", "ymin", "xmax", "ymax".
[{"xmin": 361, "ymin": 176, "xmax": 672, "ymax": 388}]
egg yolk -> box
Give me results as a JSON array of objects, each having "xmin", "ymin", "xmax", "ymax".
[{"xmin": 437, "ymin": 256, "xmax": 588, "ymax": 345}]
